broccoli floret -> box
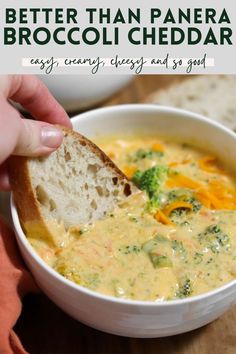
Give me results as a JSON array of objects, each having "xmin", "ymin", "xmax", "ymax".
[
  {"xmin": 132, "ymin": 166, "xmax": 168, "ymax": 198},
  {"xmin": 171, "ymin": 240, "xmax": 186, "ymax": 254},
  {"xmin": 177, "ymin": 277, "xmax": 192, "ymax": 298},
  {"xmin": 146, "ymin": 195, "xmax": 160, "ymax": 211},
  {"xmin": 118, "ymin": 245, "xmax": 141, "ymax": 255},
  {"xmin": 132, "ymin": 170, "xmax": 143, "ymax": 186},
  {"xmin": 193, "ymin": 252, "xmax": 204, "ymax": 264},
  {"xmin": 167, "ymin": 189, "xmax": 201, "ymax": 213},
  {"xmin": 136, "ymin": 149, "xmax": 154, "ymax": 159},
  {"xmin": 186, "ymin": 197, "xmax": 201, "ymax": 212},
  {"xmin": 128, "ymin": 149, "xmax": 164, "ymax": 163},
  {"xmin": 198, "ymin": 224, "xmax": 230, "ymax": 254},
  {"xmin": 132, "ymin": 166, "xmax": 168, "ymax": 211}
]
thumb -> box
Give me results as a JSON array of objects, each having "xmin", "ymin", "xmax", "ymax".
[
  {"xmin": 14, "ymin": 119, "xmax": 64, "ymax": 157},
  {"xmin": 0, "ymin": 99, "xmax": 64, "ymax": 164}
]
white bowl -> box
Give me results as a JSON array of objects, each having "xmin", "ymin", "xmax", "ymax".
[
  {"xmin": 11, "ymin": 105, "xmax": 236, "ymax": 338},
  {"xmin": 39, "ymin": 75, "xmax": 133, "ymax": 111}
]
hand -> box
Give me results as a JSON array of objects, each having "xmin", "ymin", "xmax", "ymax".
[{"xmin": 0, "ymin": 75, "xmax": 72, "ymax": 191}]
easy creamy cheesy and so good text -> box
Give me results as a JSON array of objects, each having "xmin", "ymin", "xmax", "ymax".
[{"xmin": 29, "ymin": 136, "xmax": 236, "ymax": 301}]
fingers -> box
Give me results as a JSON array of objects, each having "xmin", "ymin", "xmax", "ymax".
[
  {"xmin": 14, "ymin": 119, "xmax": 64, "ymax": 156},
  {"xmin": 0, "ymin": 98, "xmax": 64, "ymax": 164},
  {"xmin": 7, "ymin": 75, "xmax": 72, "ymax": 128}
]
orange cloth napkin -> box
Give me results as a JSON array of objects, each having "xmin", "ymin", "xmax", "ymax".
[{"xmin": 0, "ymin": 218, "xmax": 38, "ymax": 354}]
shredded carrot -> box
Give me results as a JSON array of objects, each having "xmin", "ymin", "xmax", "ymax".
[
  {"xmin": 194, "ymin": 191, "xmax": 211, "ymax": 209},
  {"xmin": 194, "ymin": 187, "xmax": 236, "ymax": 210},
  {"xmin": 168, "ymin": 159, "xmax": 191, "ymax": 167},
  {"xmin": 163, "ymin": 201, "xmax": 193, "ymax": 217},
  {"xmin": 123, "ymin": 165, "xmax": 137, "ymax": 179},
  {"xmin": 155, "ymin": 210, "xmax": 174, "ymax": 225},
  {"xmin": 152, "ymin": 142, "xmax": 165, "ymax": 152},
  {"xmin": 194, "ymin": 188, "xmax": 222, "ymax": 209},
  {"xmin": 198, "ymin": 155, "xmax": 225, "ymax": 174},
  {"xmin": 209, "ymin": 180, "xmax": 235, "ymax": 199},
  {"xmin": 168, "ymin": 162, "xmax": 178, "ymax": 167},
  {"xmin": 166, "ymin": 173, "xmax": 236, "ymax": 210},
  {"xmin": 166, "ymin": 174, "xmax": 202, "ymax": 189},
  {"xmin": 207, "ymin": 180, "xmax": 236, "ymax": 209}
]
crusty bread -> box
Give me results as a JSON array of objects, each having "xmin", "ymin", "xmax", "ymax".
[
  {"xmin": 147, "ymin": 75, "xmax": 236, "ymax": 130},
  {"xmin": 9, "ymin": 127, "xmax": 136, "ymax": 246}
]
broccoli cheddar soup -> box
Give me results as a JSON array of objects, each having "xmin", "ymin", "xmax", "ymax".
[{"xmin": 30, "ymin": 136, "xmax": 236, "ymax": 301}]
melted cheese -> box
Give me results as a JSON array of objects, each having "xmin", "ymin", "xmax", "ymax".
[{"xmin": 29, "ymin": 136, "xmax": 236, "ymax": 301}]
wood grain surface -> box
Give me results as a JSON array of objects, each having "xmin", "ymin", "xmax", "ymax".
[{"xmin": 11, "ymin": 75, "xmax": 236, "ymax": 354}]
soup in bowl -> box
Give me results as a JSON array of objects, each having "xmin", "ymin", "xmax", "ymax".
[{"xmin": 11, "ymin": 105, "xmax": 236, "ymax": 337}]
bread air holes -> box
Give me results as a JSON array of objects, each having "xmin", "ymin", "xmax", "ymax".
[
  {"xmin": 96, "ymin": 185, "xmax": 109, "ymax": 197},
  {"xmin": 87, "ymin": 164, "xmax": 99, "ymax": 176},
  {"xmin": 65, "ymin": 150, "xmax": 71, "ymax": 162},
  {"xmin": 112, "ymin": 177, "xmax": 118, "ymax": 185},
  {"xmin": 35, "ymin": 185, "xmax": 57, "ymax": 211},
  {"xmin": 49, "ymin": 199, "xmax": 57, "ymax": 212},
  {"xmin": 124, "ymin": 183, "xmax": 132, "ymax": 196},
  {"xmin": 90, "ymin": 199, "xmax": 98, "ymax": 210},
  {"xmin": 96, "ymin": 186, "xmax": 103, "ymax": 196},
  {"xmin": 35, "ymin": 185, "xmax": 48, "ymax": 205}
]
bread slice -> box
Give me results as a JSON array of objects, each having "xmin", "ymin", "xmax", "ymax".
[
  {"xmin": 9, "ymin": 127, "xmax": 137, "ymax": 246},
  {"xmin": 147, "ymin": 75, "xmax": 236, "ymax": 130}
]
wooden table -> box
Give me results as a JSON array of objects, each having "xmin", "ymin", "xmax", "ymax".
[{"xmin": 14, "ymin": 75, "xmax": 236, "ymax": 354}]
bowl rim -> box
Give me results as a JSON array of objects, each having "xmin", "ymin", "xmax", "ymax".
[{"xmin": 11, "ymin": 103, "xmax": 236, "ymax": 307}]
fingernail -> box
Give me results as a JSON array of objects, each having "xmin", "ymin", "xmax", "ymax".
[{"xmin": 41, "ymin": 126, "xmax": 63, "ymax": 148}]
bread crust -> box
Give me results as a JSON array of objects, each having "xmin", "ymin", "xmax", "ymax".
[
  {"xmin": 63, "ymin": 127, "xmax": 129, "ymax": 183},
  {"xmin": 9, "ymin": 154, "xmax": 58, "ymax": 245},
  {"xmin": 8, "ymin": 126, "xmax": 135, "ymax": 245}
]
